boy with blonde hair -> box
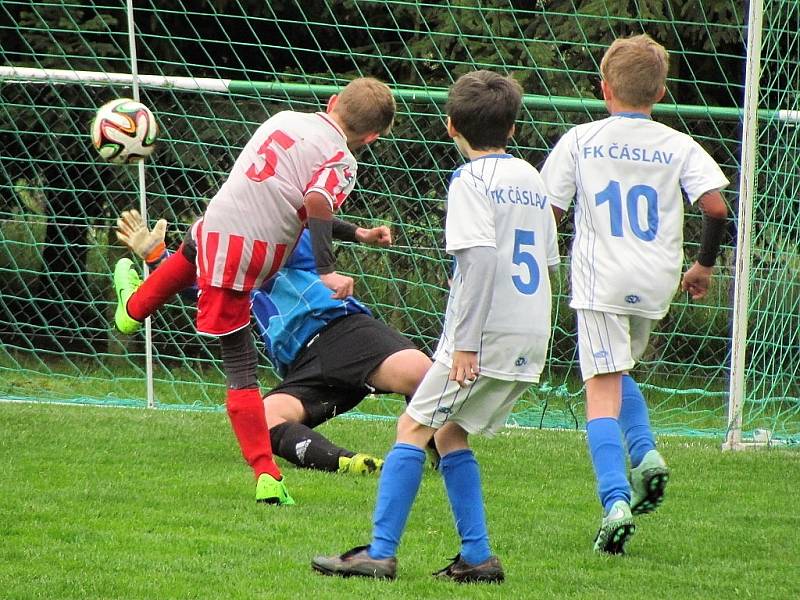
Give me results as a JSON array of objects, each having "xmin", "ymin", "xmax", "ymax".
[
  {"xmin": 312, "ymin": 70, "xmax": 559, "ymax": 582},
  {"xmin": 113, "ymin": 77, "xmax": 395, "ymax": 505},
  {"xmin": 542, "ymin": 34, "xmax": 729, "ymax": 554}
]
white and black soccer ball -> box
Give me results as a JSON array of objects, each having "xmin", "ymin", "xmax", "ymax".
[{"xmin": 91, "ymin": 98, "xmax": 158, "ymax": 164}]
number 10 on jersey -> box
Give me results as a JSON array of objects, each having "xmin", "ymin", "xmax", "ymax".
[{"xmin": 595, "ymin": 180, "xmax": 659, "ymax": 241}]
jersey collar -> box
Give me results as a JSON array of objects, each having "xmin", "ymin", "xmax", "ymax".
[
  {"xmin": 612, "ymin": 111, "xmax": 652, "ymax": 120},
  {"xmin": 469, "ymin": 152, "xmax": 513, "ymax": 162},
  {"xmin": 316, "ymin": 112, "xmax": 346, "ymax": 139}
]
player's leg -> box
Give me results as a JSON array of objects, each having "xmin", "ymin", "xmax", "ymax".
[
  {"xmin": 366, "ymin": 348, "xmax": 431, "ymax": 396},
  {"xmin": 431, "ymin": 376, "xmax": 528, "ymax": 583},
  {"xmin": 365, "ymin": 411, "xmax": 434, "ymax": 558},
  {"xmin": 313, "ymin": 362, "xmax": 447, "ymax": 579},
  {"xmin": 311, "ymin": 410, "xmax": 429, "ymax": 579},
  {"xmin": 265, "ymin": 390, "xmax": 382, "ymax": 475},
  {"xmin": 368, "ymin": 361, "xmax": 493, "ymax": 563},
  {"xmin": 577, "ymin": 310, "xmax": 635, "ymax": 554},
  {"xmin": 619, "ymin": 374, "xmax": 655, "ymax": 466},
  {"xmin": 623, "ymin": 317, "xmax": 669, "ymax": 515},
  {"xmin": 434, "ymin": 422, "xmax": 503, "ymax": 583},
  {"xmin": 113, "ymin": 237, "xmax": 197, "ymax": 333},
  {"xmin": 312, "ymin": 314, "xmax": 421, "ymax": 393},
  {"xmin": 266, "ymin": 315, "xmax": 421, "ymax": 475},
  {"xmin": 198, "ymin": 285, "xmax": 291, "ymax": 505},
  {"xmin": 361, "ymin": 328, "xmax": 436, "ymax": 467}
]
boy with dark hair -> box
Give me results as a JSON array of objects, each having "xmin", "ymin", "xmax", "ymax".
[
  {"xmin": 113, "ymin": 78, "xmax": 396, "ymax": 505},
  {"xmin": 541, "ymin": 34, "xmax": 729, "ymax": 554},
  {"xmin": 311, "ymin": 70, "xmax": 559, "ymax": 582}
]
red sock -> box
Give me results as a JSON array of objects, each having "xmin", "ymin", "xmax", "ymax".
[
  {"xmin": 226, "ymin": 387, "xmax": 282, "ymax": 480},
  {"xmin": 126, "ymin": 245, "xmax": 197, "ymax": 321}
]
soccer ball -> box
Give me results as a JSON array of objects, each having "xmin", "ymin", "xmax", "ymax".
[{"xmin": 91, "ymin": 98, "xmax": 158, "ymax": 164}]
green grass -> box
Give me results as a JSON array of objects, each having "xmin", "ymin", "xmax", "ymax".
[
  {"xmin": 7, "ymin": 346, "xmax": 800, "ymax": 439},
  {"xmin": 1, "ymin": 403, "xmax": 799, "ymax": 599}
]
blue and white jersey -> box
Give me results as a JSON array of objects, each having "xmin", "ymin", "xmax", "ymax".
[
  {"xmin": 541, "ymin": 114, "xmax": 729, "ymax": 319},
  {"xmin": 251, "ymin": 230, "xmax": 371, "ymax": 376},
  {"xmin": 434, "ymin": 154, "xmax": 560, "ymax": 382}
]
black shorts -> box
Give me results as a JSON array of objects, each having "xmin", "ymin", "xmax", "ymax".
[{"xmin": 264, "ymin": 313, "xmax": 418, "ymax": 428}]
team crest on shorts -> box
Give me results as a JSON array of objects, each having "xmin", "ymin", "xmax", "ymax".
[{"xmin": 624, "ymin": 294, "xmax": 641, "ymax": 304}]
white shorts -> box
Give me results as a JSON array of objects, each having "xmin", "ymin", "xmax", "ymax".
[
  {"xmin": 576, "ymin": 309, "xmax": 656, "ymax": 381},
  {"xmin": 405, "ymin": 360, "xmax": 531, "ymax": 436}
]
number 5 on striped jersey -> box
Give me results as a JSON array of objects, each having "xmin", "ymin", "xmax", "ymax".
[{"xmin": 246, "ymin": 130, "xmax": 296, "ymax": 182}]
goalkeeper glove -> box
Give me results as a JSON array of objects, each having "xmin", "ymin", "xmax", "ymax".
[{"xmin": 116, "ymin": 209, "xmax": 168, "ymax": 264}]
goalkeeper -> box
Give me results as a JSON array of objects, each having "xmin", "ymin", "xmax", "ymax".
[{"xmin": 116, "ymin": 209, "xmax": 432, "ymax": 477}]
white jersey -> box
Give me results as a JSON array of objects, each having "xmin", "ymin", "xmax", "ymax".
[
  {"xmin": 434, "ymin": 154, "xmax": 560, "ymax": 382},
  {"xmin": 198, "ymin": 111, "xmax": 357, "ymax": 291},
  {"xmin": 541, "ymin": 114, "xmax": 729, "ymax": 319}
]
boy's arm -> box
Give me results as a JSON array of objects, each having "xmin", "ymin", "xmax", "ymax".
[
  {"xmin": 541, "ymin": 130, "xmax": 577, "ymax": 228},
  {"xmin": 450, "ymin": 246, "xmax": 497, "ymax": 387},
  {"xmin": 551, "ymin": 205, "xmax": 565, "ymax": 227},
  {"xmin": 681, "ymin": 190, "xmax": 728, "ymax": 300},
  {"xmin": 304, "ymin": 191, "xmax": 354, "ymax": 299},
  {"xmin": 332, "ymin": 217, "xmax": 392, "ymax": 247}
]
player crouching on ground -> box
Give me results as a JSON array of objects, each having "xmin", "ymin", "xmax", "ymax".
[{"xmin": 116, "ymin": 209, "xmax": 432, "ymax": 482}]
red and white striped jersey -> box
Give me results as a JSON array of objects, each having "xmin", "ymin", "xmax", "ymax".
[{"xmin": 197, "ymin": 110, "xmax": 358, "ymax": 291}]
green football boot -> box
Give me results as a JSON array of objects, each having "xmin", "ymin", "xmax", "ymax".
[
  {"xmin": 113, "ymin": 258, "xmax": 143, "ymax": 334},
  {"xmin": 630, "ymin": 449, "xmax": 669, "ymax": 515},
  {"xmin": 337, "ymin": 453, "xmax": 384, "ymax": 475},
  {"xmin": 593, "ymin": 500, "xmax": 635, "ymax": 555},
  {"xmin": 255, "ymin": 473, "xmax": 295, "ymax": 505}
]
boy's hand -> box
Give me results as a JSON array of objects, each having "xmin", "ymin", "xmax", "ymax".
[
  {"xmin": 450, "ymin": 350, "xmax": 479, "ymax": 388},
  {"xmin": 116, "ymin": 209, "xmax": 167, "ymax": 263},
  {"xmin": 681, "ymin": 261, "xmax": 714, "ymax": 300},
  {"xmin": 320, "ymin": 271, "xmax": 354, "ymax": 299},
  {"xmin": 356, "ymin": 225, "xmax": 392, "ymax": 247}
]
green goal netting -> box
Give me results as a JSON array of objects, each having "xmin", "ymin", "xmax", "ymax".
[{"xmin": 1, "ymin": 1, "xmax": 798, "ymax": 443}]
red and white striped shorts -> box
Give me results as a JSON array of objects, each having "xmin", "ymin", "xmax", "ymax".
[{"xmin": 191, "ymin": 219, "xmax": 290, "ymax": 336}]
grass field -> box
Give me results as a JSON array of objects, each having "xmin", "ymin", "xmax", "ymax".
[{"xmin": 1, "ymin": 402, "xmax": 799, "ymax": 599}]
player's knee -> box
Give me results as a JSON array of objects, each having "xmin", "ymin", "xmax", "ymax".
[
  {"xmin": 263, "ymin": 393, "xmax": 306, "ymax": 424},
  {"xmin": 434, "ymin": 422, "xmax": 469, "ymax": 455},
  {"xmin": 400, "ymin": 351, "xmax": 432, "ymax": 395},
  {"xmin": 396, "ymin": 412, "xmax": 433, "ymax": 446}
]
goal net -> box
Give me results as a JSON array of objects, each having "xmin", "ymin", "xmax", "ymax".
[{"xmin": 0, "ymin": 1, "xmax": 797, "ymax": 442}]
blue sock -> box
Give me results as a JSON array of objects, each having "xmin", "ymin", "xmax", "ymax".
[
  {"xmin": 586, "ymin": 417, "xmax": 630, "ymax": 513},
  {"xmin": 619, "ymin": 375, "xmax": 656, "ymax": 467},
  {"xmin": 368, "ymin": 443, "xmax": 426, "ymax": 559},
  {"xmin": 440, "ymin": 449, "xmax": 491, "ymax": 566}
]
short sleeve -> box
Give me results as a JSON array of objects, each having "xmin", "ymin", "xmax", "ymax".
[
  {"xmin": 445, "ymin": 172, "xmax": 496, "ymax": 253},
  {"xmin": 680, "ymin": 139, "xmax": 730, "ymax": 204},
  {"xmin": 305, "ymin": 157, "xmax": 358, "ymax": 210},
  {"xmin": 541, "ymin": 129, "xmax": 578, "ymax": 211},
  {"xmin": 545, "ymin": 208, "xmax": 561, "ymax": 266}
]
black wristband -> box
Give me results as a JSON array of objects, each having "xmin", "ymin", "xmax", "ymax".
[
  {"xmin": 331, "ymin": 218, "xmax": 359, "ymax": 242},
  {"xmin": 697, "ymin": 214, "xmax": 726, "ymax": 267},
  {"xmin": 307, "ymin": 217, "xmax": 336, "ymax": 274}
]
